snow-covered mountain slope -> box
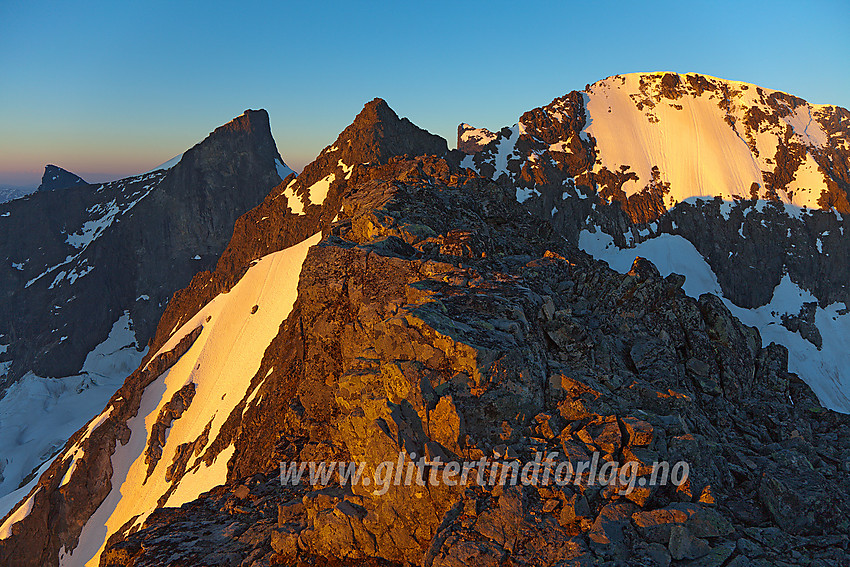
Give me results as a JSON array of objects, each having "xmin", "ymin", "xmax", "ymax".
[
  {"xmin": 461, "ymin": 72, "xmax": 850, "ymax": 221},
  {"xmin": 582, "ymin": 73, "xmax": 842, "ymax": 208},
  {"xmin": 460, "ymin": 72, "xmax": 850, "ymax": 413},
  {"xmin": 58, "ymin": 233, "xmax": 318, "ymax": 566}
]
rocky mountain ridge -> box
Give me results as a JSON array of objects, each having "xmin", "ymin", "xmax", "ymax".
[{"xmin": 1, "ymin": 76, "xmax": 849, "ymax": 567}]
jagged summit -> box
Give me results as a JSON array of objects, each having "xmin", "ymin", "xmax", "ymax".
[
  {"xmin": 591, "ymin": 71, "xmax": 839, "ymax": 106},
  {"xmin": 180, "ymin": 108, "xmax": 288, "ymax": 179},
  {"xmin": 328, "ymin": 98, "xmax": 448, "ymax": 165},
  {"xmin": 36, "ymin": 164, "xmax": 86, "ymax": 192}
]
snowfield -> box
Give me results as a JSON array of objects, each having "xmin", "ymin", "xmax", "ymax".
[{"xmin": 582, "ymin": 73, "xmax": 835, "ymax": 209}]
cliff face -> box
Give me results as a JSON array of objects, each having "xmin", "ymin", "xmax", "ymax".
[
  {"xmin": 0, "ymin": 109, "xmax": 287, "ymax": 387},
  {"xmin": 2, "ymin": 95, "xmax": 849, "ymax": 567}
]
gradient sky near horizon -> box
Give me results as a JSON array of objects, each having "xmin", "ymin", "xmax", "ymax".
[{"xmin": 1, "ymin": 0, "xmax": 848, "ymax": 188}]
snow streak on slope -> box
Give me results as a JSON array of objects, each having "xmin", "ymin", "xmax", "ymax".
[
  {"xmin": 0, "ymin": 313, "xmax": 145, "ymax": 516},
  {"xmin": 579, "ymin": 229, "xmax": 850, "ymax": 413},
  {"xmin": 0, "ymin": 488, "xmax": 40, "ymax": 540},
  {"xmin": 60, "ymin": 233, "xmax": 320, "ymax": 567}
]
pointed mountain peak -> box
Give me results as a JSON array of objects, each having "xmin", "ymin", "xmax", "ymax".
[
  {"xmin": 36, "ymin": 164, "xmax": 86, "ymax": 192},
  {"xmin": 276, "ymin": 98, "xmax": 448, "ymax": 216},
  {"xmin": 355, "ymin": 97, "xmax": 398, "ymax": 124},
  {"xmin": 331, "ymin": 98, "xmax": 448, "ymax": 166},
  {"xmin": 144, "ymin": 110, "xmax": 287, "ymax": 177},
  {"xmin": 177, "ymin": 109, "xmax": 285, "ymax": 188}
]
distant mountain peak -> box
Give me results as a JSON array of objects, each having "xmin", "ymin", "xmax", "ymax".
[{"xmin": 36, "ymin": 164, "xmax": 86, "ymax": 192}]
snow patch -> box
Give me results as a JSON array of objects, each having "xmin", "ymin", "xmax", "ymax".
[
  {"xmin": 492, "ymin": 126, "xmax": 519, "ymax": 179},
  {"xmin": 305, "ymin": 173, "xmax": 336, "ymax": 206},
  {"xmin": 458, "ymin": 124, "xmax": 497, "ymax": 149},
  {"xmin": 548, "ymin": 140, "xmax": 572, "ymax": 153},
  {"xmin": 281, "ymin": 179, "xmax": 305, "ymax": 216},
  {"xmin": 338, "ymin": 159, "xmax": 353, "ymax": 180},
  {"xmin": 516, "ymin": 186, "xmax": 538, "ymax": 204}
]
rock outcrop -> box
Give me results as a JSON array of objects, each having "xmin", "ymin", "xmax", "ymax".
[{"xmin": 97, "ymin": 149, "xmax": 850, "ymax": 567}]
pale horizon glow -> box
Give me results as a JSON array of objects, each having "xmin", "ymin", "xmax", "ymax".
[{"xmin": 1, "ymin": 0, "xmax": 848, "ymax": 188}]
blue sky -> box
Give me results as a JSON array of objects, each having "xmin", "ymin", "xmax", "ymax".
[{"xmin": 1, "ymin": 0, "xmax": 848, "ymax": 187}]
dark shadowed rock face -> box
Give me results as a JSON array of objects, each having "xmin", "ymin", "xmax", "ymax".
[
  {"xmin": 0, "ymin": 109, "xmax": 286, "ymax": 387},
  {"xmin": 339, "ymin": 98, "xmax": 448, "ymax": 165},
  {"xmin": 36, "ymin": 165, "xmax": 87, "ymax": 193}
]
